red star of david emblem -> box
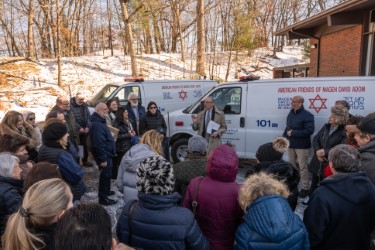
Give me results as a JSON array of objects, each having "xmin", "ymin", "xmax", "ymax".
[
  {"xmin": 309, "ymin": 94, "xmax": 327, "ymax": 113},
  {"xmin": 179, "ymin": 90, "xmax": 187, "ymax": 100}
]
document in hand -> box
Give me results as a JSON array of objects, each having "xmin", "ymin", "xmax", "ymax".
[{"xmin": 207, "ymin": 120, "xmax": 220, "ymax": 135}]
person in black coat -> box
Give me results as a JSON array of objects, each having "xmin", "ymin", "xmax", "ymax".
[
  {"xmin": 112, "ymin": 107, "xmax": 136, "ymax": 179},
  {"xmin": 304, "ymin": 144, "xmax": 375, "ymax": 250},
  {"xmin": 140, "ymin": 101, "xmax": 169, "ymax": 160},
  {"xmin": 244, "ymin": 137, "xmax": 300, "ymax": 210},
  {"xmin": 0, "ymin": 153, "xmax": 23, "ymax": 237},
  {"xmin": 308, "ymin": 105, "xmax": 348, "ymax": 194}
]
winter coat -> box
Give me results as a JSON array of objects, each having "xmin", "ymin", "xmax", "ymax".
[
  {"xmin": 283, "ymin": 106, "xmax": 314, "ymax": 149},
  {"xmin": 38, "ymin": 144, "xmax": 85, "ymax": 201},
  {"xmin": 259, "ymin": 160, "xmax": 300, "ymax": 210},
  {"xmin": 117, "ymin": 192, "xmax": 209, "ymax": 250},
  {"xmin": 173, "ymin": 155, "xmax": 207, "ymax": 199},
  {"xmin": 193, "ymin": 106, "xmax": 227, "ymax": 156},
  {"xmin": 116, "ymin": 144, "xmax": 157, "ymax": 203},
  {"xmin": 51, "ymin": 106, "xmax": 80, "ymax": 147},
  {"xmin": 89, "ymin": 112, "xmax": 116, "ymax": 163},
  {"xmin": 139, "ymin": 111, "xmax": 167, "ymax": 135},
  {"xmin": 112, "ymin": 119, "xmax": 132, "ymax": 155},
  {"xmin": 183, "ymin": 145, "xmax": 242, "ymax": 250},
  {"xmin": 304, "ymin": 172, "xmax": 375, "ymax": 250},
  {"xmin": 308, "ymin": 123, "xmax": 346, "ymax": 176},
  {"xmin": 358, "ymin": 140, "xmax": 375, "ymax": 184},
  {"xmin": 0, "ymin": 176, "xmax": 23, "ymax": 235},
  {"xmin": 235, "ymin": 195, "xmax": 310, "ymax": 250},
  {"xmin": 125, "ymin": 103, "xmax": 146, "ymax": 135},
  {"xmin": 0, "ymin": 122, "xmax": 40, "ymax": 162},
  {"xmin": 22, "ymin": 111, "xmax": 43, "ymax": 151},
  {"xmin": 69, "ymin": 97, "xmax": 90, "ymax": 129},
  {"xmin": 30, "ymin": 222, "xmax": 57, "ymax": 250}
]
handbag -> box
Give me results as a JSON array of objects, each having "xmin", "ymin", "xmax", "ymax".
[{"xmin": 192, "ymin": 176, "xmax": 204, "ymax": 215}]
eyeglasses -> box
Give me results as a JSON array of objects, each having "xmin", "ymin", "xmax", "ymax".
[
  {"xmin": 204, "ymin": 101, "xmax": 213, "ymax": 104},
  {"xmin": 149, "ymin": 106, "xmax": 157, "ymax": 109}
]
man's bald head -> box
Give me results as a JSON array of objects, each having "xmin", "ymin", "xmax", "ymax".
[{"xmin": 95, "ymin": 102, "xmax": 108, "ymax": 118}]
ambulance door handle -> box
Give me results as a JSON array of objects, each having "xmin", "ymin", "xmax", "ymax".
[{"xmin": 240, "ymin": 117, "xmax": 245, "ymax": 128}]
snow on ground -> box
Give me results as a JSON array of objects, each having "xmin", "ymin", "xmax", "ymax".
[{"xmin": 0, "ymin": 45, "xmax": 307, "ymax": 121}]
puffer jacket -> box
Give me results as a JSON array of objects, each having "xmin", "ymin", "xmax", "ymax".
[
  {"xmin": 69, "ymin": 97, "xmax": 90, "ymax": 129},
  {"xmin": 139, "ymin": 111, "xmax": 167, "ymax": 135},
  {"xmin": 183, "ymin": 144, "xmax": 243, "ymax": 250},
  {"xmin": 38, "ymin": 145, "xmax": 85, "ymax": 201},
  {"xmin": 116, "ymin": 144, "xmax": 157, "ymax": 203},
  {"xmin": 235, "ymin": 195, "xmax": 310, "ymax": 250},
  {"xmin": 358, "ymin": 140, "xmax": 375, "ymax": 184},
  {"xmin": 117, "ymin": 192, "xmax": 209, "ymax": 250},
  {"xmin": 0, "ymin": 176, "xmax": 23, "ymax": 235}
]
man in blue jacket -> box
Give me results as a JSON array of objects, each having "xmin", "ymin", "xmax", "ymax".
[
  {"xmin": 283, "ymin": 95, "xmax": 314, "ymax": 198},
  {"xmin": 89, "ymin": 102, "xmax": 117, "ymax": 206}
]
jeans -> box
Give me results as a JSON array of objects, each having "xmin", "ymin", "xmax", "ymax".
[
  {"xmin": 288, "ymin": 148, "xmax": 310, "ymax": 190},
  {"xmin": 98, "ymin": 157, "xmax": 113, "ymax": 201}
]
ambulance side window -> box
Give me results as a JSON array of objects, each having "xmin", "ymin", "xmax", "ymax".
[
  {"xmin": 115, "ymin": 86, "xmax": 141, "ymax": 106},
  {"xmin": 210, "ymin": 87, "xmax": 242, "ymax": 114}
]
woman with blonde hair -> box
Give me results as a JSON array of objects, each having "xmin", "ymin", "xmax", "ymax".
[
  {"xmin": 235, "ymin": 173, "xmax": 309, "ymax": 250},
  {"xmin": 117, "ymin": 129, "xmax": 164, "ymax": 203},
  {"xmin": 2, "ymin": 178, "xmax": 73, "ymax": 250},
  {"xmin": 0, "ymin": 110, "xmax": 40, "ymax": 162}
]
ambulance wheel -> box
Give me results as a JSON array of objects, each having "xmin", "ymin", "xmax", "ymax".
[{"xmin": 171, "ymin": 138, "xmax": 189, "ymax": 163}]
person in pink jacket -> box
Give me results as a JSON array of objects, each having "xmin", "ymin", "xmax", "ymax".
[{"xmin": 183, "ymin": 144, "xmax": 243, "ymax": 250}]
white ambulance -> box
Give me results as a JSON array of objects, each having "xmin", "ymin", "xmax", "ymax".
[
  {"xmin": 168, "ymin": 76, "xmax": 375, "ymax": 162},
  {"xmin": 87, "ymin": 78, "xmax": 217, "ymax": 115}
]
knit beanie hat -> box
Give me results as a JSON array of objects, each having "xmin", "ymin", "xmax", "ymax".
[
  {"xmin": 188, "ymin": 135, "xmax": 207, "ymax": 154},
  {"xmin": 136, "ymin": 155, "xmax": 175, "ymax": 195},
  {"xmin": 42, "ymin": 122, "xmax": 68, "ymax": 142},
  {"xmin": 256, "ymin": 137, "xmax": 289, "ymax": 162}
]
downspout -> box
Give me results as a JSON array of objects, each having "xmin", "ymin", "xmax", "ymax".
[{"xmin": 289, "ymin": 29, "xmax": 321, "ymax": 77}]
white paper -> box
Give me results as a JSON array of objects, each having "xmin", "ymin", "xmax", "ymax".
[{"xmin": 207, "ymin": 120, "xmax": 220, "ymax": 134}]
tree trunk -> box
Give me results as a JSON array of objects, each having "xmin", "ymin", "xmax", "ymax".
[
  {"xmin": 196, "ymin": 0, "xmax": 205, "ymax": 76},
  {"xmin": 27, "ymin": 0, "xmax": 35, "ymax": 58},
  {"xmin": 119, "ymin": 0, "xmax": 138, "ymax": 76}
]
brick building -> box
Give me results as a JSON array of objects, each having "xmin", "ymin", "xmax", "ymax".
[{"xmin": 275, "ymin": 0, "xmax": 375, "ymax": 77}]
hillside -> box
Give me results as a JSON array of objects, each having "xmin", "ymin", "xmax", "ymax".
[{"xmin": 0, "ymin": 46, "xmax": 306, "ymax": 121}]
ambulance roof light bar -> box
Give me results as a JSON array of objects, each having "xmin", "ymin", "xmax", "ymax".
[
  {"xmin": 124, "ymin": 77, "xmax": 144, "ymax": 82},
  {"xmin": 239, "ymin": 75, "xmax": 260, "ymax": 82}
]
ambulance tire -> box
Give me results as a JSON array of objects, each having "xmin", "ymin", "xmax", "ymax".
[{"xmin": 171, "ymin": 138, "xmax": 189, "ymax": 163}]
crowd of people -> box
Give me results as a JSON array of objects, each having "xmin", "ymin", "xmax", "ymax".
[{"xmin": 0, "ymin": 91, "xmax": 375, "ymax": 250}]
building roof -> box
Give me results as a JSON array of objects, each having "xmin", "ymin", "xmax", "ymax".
[{"xmin": 275, "ymin": 0, "xmax": 375, "ymax": 39}]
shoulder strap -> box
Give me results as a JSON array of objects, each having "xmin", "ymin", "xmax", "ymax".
[
  {"xmin": 128, "ymin": 200, "xmax": 138, "ymax": 245},
  {"xmin": 192, "ymin": 176, "xmax": 204, "ymax": 215}
]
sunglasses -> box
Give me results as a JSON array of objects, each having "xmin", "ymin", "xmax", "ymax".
[
  {"xmin": 27, "ymin": 118, "xmax": 35, "ymax": 121},
  {"xmin": 149, "ymin": 106, "xmax": 157, "ymax": 109}
]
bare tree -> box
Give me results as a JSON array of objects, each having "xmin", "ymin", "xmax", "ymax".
[{"xmin": 196, "ymin": 0, "xmax": 205, "ymax": 77}]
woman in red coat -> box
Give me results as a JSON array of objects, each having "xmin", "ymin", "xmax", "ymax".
[{"xmin": 183, "ymin": 144, "xmax": 243, "ymax": 250}]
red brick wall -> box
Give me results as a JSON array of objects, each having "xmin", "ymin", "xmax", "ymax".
[{"xmin": 309, "ymin": 25, "xmax": 362, "ymax": 77}]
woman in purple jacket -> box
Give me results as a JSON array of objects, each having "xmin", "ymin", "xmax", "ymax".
[{"xmin": 183, "ymin": 144, "xmax": 243, "ymax": 250}]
